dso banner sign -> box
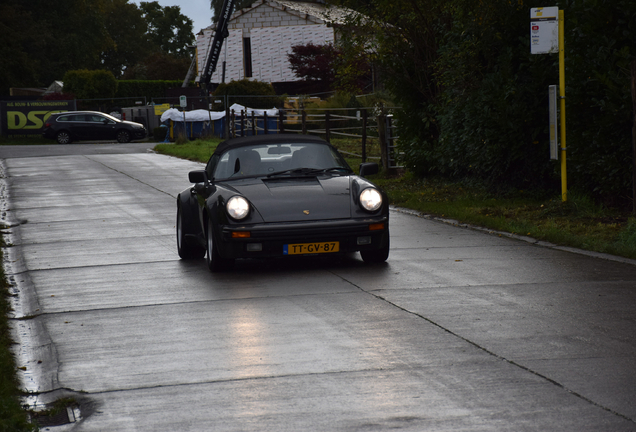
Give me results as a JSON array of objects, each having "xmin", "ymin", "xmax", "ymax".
[{"xmin": 0, "ymin": 100, "xmax": 75, "ymax": 138}]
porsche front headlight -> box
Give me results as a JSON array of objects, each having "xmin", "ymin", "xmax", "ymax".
[
  {"xmin": 226, "ymin": 196, "xmax": 250, "ymax": 220},
  {"xmin": 359, "ymin": 188, "xmax": 382, "ymax": 212}
]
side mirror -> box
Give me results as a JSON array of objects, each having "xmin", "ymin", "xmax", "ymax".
[
  {"xmin": 188, "ymin": 170, "xmax": 207, "ymax": 184},
  {"xmin": 359, "ymin": 162, "xmax": 379, "ymax": 178}
]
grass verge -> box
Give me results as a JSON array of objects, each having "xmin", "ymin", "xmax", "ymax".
[
  {"xmin": 0, "ymin": 230, "xmax": 36, "ymax": 431},
  {"xmin": 373, "ymin": 174, "xmax": 636, "ymax": 260},
  {"xmin": 0, "ymin": 136, "xmax": 53, "ymax": 146},
  {"xmin": 154, "ymin": 138, "xmax": 221, "ymax": 163},
  {"xmin": 155, "ymin": 136, "xmax": 636, "ymax": 261}
]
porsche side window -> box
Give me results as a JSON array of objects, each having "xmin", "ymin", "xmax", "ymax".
[{"xmin": 206, "ymin": 154, "xmax": 220, "ymax": 179}]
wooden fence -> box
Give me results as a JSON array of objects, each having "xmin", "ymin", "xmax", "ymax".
[{"xmin": 227, "ymin": 107, "xmax": 401, "ymax": 170}]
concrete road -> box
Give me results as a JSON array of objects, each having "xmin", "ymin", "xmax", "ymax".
[{"xmin": 2, "ymin": 143, "xmax": 636, "ymax": 431}]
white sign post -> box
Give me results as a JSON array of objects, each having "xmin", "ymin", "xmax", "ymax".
[
  {"xmin": 180, "ymin": 95, "xmax": 187, "ymax": 138},
  {"xmin": 548, "ymin": 85, "xmax": 558, "ymax": 160}
]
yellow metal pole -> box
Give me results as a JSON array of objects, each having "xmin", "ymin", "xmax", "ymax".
[{"xmin": 559, "ymin": 10, "xmax": 567, "ymax": 202}]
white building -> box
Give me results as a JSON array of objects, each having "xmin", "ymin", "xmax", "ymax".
[{"xmin": 196, "ymin": 0, "xmax": 349, "ymax": 86}]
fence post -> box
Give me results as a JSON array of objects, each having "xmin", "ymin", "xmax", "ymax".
[
  {"xmin": 377, "ymin": 112, "xmax": 388, "ymax": 170},
  {"xmin": 279, "ymin": 109, "xmax": 285, "ymax": 133},
  {"xmin": 231, "ymin": 109, "xmax": 236, "ymax": 138},
  {"xmin": 361, "ymin": 109, "xmax": 367, "ymax": 163},
  {"xmin": 264, "ymin": 112, "xmax": 269, "ymax": 134},
  {"xmin": 225, "ymin": 106, "xmax": 230, "ymax": 139},
  {"xmin": 325, "ymin": 111, "xmax": 330, "ymax": 143},
  {"xmin": 386, "ymin": 115, "xmax": 396, "ymax": 172},
  {"xmin": 302, "ymin": 110, "xmax": 307, "ymax": 134},
  {"xmin": 251, "ymin": 111, "xmax": 256, "ymax": 136},
  {"xmin": 241, "ymin": 110, "xmax": 246, "ymax": 137}
]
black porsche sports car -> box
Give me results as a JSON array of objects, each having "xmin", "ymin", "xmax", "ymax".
[{"xmin": 176, "ymin": 134, "xmax": 390, "ymax": 272}]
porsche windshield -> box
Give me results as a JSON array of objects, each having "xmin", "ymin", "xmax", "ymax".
[{"xmin": 213, "ymin": 143, "xmax": 351, "ymax": 179}]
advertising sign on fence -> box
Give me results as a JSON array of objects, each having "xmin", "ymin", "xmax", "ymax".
[
  {"xmin": 0, "ymin": 100, "xmax": 75, "ymax": 138},
  {"xmin": 153, "ymin": 103, "xmax": 170, "ymax": 116}
]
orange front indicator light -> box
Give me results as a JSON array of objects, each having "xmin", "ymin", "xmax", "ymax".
[
  {"xmin": 369, "ymin": 223, "xmax": 385, "ymax": 231},
  {"xmin": 232, "ymin": 231, "xmax": 251, "ymax": 238}
]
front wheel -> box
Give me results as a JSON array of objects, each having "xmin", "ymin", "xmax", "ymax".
[
  {"xmin": 116, "ymin": 130, "xmax": 131, "ymax": 143},
  {"xmin": 360, "ymin": 236, "xmax": 390, "ymax": 264},
  {"xmin": 56, "ymin": 131, "xmax": 71, "ymax": 144},
  {"xmin": 206, "ymin": 218, "xmax": 234, "ymax": 272},
  {"xmin": 176, "ymin": 206, "xmax": 205, "ymax": 259}
]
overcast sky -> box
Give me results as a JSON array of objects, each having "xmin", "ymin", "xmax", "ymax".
[{"xmin": 132, "ymin": 0, "xmax": 214, "ymax": 33}]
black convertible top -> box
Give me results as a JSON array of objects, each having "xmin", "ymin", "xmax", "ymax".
[{"xmin": 214, "ymin": 134, "xmax": 331, "ymax": 155}]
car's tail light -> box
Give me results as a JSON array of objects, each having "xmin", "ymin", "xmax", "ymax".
[{"xmin": 44, "ymin": 123, "xmax": 51, "ymax": 128}]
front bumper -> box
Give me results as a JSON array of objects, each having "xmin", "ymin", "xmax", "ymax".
[
  {"xmin": 216, "ymin": 216, "xmax": 389, "ymax": 259},
  {"xmin": 131, "ymin": 128, "xmax": 147, "ymax": 140}
]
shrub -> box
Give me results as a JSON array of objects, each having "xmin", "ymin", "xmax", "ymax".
[
  {"xmin": 214, "ymin": 79, "xmax": 283, "ymax": 109},
  {"xmin": 152, "ymin": 127, "xmax": 167, "ymax": 140}
]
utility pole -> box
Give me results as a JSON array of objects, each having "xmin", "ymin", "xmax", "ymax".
[{"xmin": 631, "ymin": 59, "xmax": 636, "ymax": 214}]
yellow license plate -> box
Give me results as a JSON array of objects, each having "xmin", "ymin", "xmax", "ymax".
[{"xmin": 284, "ymin": 241, "xmax": 339, "ymax": 255}]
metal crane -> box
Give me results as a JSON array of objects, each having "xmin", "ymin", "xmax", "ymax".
[{"xmin": 198, "ymin": 0, "xmax": 236, "ymax": 87}]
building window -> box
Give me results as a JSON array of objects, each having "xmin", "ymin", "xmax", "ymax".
[{"xmin": 243, "ymin": 38, "xmax": 252, "ymax": 78}]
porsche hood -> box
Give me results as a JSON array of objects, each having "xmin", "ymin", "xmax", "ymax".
[{"xmin": 229, "ymin": 176, "xmax": 353, "ymax": 222}]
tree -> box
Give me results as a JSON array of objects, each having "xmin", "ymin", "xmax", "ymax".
[
  {"xmin": 0, "ymin": 0, "xmax": 197, "ymax": 94},
  {"xmin": 332, "ymin": 42, "xmax": 372, "ymax": 94},
  {"xmin": 0, "ymin": 1, "xmax": 40, "ymax": 93},
  {"xmin": 288, "ymin": 43, "xmax": 340, "ymax": 94},
  {"xmin": 0, "ymin": 0, "xmax": 114, "ymax": 91},
  {"xmin": 287, "ymin": 42, "xmax": 371, "ymax": 95},
  {"xmin": 562, "ymin": 0, "xmax": 636, "ymax": 203},
  {"xmin": 140, "ymin": 1, "xmax": 194, "ymax": 57},
  {"xmin": 431, "ymin": 0, "xmax": 556, "ymax": 190},
  {"xmin": 334, "ymin": 0, "xmax": 636, "ymax": 204},
  {"xmin": 122, "ymin": 52, "xmax": 191, "ymax": 80},
  {"xmin": 335, "ymin": 0, "xmax": 445, "ymax": 181},
  {"xmin": 102, "ymin": 0, "xmax": 153, "ymax": 78},
  {"xmin": 214, "ymin": 79, "xmax": 282, "ymax": 109}
]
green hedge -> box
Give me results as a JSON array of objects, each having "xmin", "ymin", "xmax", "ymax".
[
  {"xmin": 63, "ymin": 70, "xmax": 117, "ymax": 100},
  {"xmin": 115, "ymin": 80, "xmax": 192, "ymax": 99}
]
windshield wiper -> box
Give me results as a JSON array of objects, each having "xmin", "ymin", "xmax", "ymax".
[{"xmin": 266, "ymin": 167, "xmax": 350, "ymax": 178}]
